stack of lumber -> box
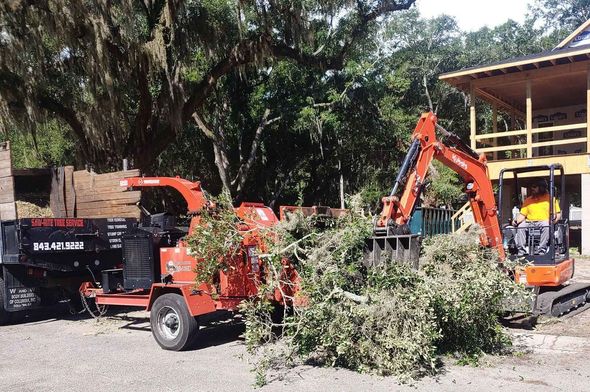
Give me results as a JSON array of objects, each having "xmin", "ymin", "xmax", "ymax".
[
  {"xmin": 72, "ymin": 169, "xmax": 141, "ymax": 218},
  {"xmin": 0, "ymin": 142, "xmax": 16, "ymax": 220}
]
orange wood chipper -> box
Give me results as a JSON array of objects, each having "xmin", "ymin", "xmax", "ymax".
[{"xmin": 79, "ymin": 176, "xmax": 299, "ymax": 351}]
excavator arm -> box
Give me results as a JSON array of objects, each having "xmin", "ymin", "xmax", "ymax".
[{"xmin": 377, "ymin": 112, "xmax": 504, "ymax": 258}]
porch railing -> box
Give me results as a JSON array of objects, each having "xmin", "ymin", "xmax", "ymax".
[{"xmin": 472, "ymin": 122, "xmax": 587, "ymax": 160}]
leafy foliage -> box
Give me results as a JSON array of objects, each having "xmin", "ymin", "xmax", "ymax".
[
  {"xmin": 2, "ymin": 0, "xmax": 587, "ymax": 211},
  {"xmin": 422, "ymin": 161, "xmax": 463, "ymax": 208},
  {"xmin": 529, "ymin": 0, "xmax": 590, "ymax": 35},
  {"xmin": 420, "ymin": 231, "xmax": 531, "ymax": 356},
  {"xmin": 7, "ymin": 120, "xmax": 75, "ymax": 168},
  {"xmin": 184, "ymin": 192, "xmax": 243, "ymax": 284},
  {"xmin": 0, "ymin": 0, "xmax": 415, "ymax": 171},
  {"xmin": 237, "ymin": 208, "xmax": 529, "ymax": 384}
]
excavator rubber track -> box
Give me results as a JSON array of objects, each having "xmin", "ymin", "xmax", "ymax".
[{"xmin": 534, "ymin": 283, "xmax": 590, "ymax": 317}]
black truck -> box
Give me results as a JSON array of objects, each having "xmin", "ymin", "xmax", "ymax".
[{"xmin": 0, "ymin": 216, "xmax": 136, "ymax": 324}]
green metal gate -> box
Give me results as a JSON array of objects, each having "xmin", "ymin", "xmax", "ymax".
[{"xmin": 409, "ymin": 207, "xmax": 458, "ymax": 237}]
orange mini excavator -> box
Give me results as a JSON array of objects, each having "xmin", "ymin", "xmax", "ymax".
[{"xmin": 366, "ymin": 112, "xmax": 590, "ymax": 317}]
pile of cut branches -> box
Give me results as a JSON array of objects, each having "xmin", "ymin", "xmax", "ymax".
[
  {"xmin": 186, "ymin": 197, "xmax": 530, "ymax": 385},
  {"xmin": 184, "ymin": 193, "xmax": 244, "ymax": 284}
]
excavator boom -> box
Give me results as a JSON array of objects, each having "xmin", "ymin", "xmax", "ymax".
[{"xmin": 376, "ymin": 112, "xmax": 504, "ymax": 258}]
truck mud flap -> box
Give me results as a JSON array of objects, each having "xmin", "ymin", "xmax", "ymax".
[{"xmin": 2, "ymin": 266, "xmax": 42, "ymax": 312}]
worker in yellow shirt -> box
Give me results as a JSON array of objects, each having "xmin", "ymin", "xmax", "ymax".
[{"xmin": 513, "ymin": 178, "xmax": 562, "ymax": 256}]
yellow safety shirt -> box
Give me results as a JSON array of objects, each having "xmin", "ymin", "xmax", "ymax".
[{"xmin": 520, "ymin": 194, "xmax": 561, "ymax": 222}]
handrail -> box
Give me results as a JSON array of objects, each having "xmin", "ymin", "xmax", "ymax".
[
  {"xmin": 478, "ymin": 137, "xmax": 587, "ymax": 153},
  {"xmin": 451, "ymin": 201, "xmax": 471, "ymax": 232},
  {"xmin": 475, "ymin": 122, "xmax": 586, "ymax": 140},
  {"xmin": 478, "ymin": 144, "xmax": 526, "ymax": 153},
  {"xmin": 531, "ymin": 122, "xmax": 587, "ymax": 134},
  {"xmin": 473, "ymin": 122, "xmax": 587, "ymax": 157},
  {"xmin": 474, "ymin": 129, "xmax": 527, "ymax": 140},
  {"xmin": 531, "ymin": 137, "xmax": 587, "ymax": 148}
]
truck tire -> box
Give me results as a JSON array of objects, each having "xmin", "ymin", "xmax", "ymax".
[
  {"xmin": 0, "ymin": 275, "xmax": 12, "ymax": 325},
  {"xmin": 150, "ymin": 293, "xmax": 199, "ymax": 351}
]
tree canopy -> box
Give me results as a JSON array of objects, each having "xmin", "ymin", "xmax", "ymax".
[
  {"xmin": 0, "ymin": 0, "xmax": 414, "ymax": 169},
  {"xmin": 0, "ymin": 0, "xmax": 579, "ymax": 207}
]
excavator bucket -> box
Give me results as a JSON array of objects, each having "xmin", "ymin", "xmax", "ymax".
[{"xmin": 363, "ymin": 233, "xmax": 421, "ymax": 269}]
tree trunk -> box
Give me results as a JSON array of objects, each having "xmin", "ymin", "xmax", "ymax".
[
  {"xmin": 339, "ymin": 159, "xmax": 345, "ymax": 209},
  {"xmin": 213, "ymin": 143, "xmax": 232, "ymax": 195}
]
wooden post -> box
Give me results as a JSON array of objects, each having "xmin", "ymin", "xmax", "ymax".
[
  {"xmin": 587, "ymin": 68, "xmax": 590, "ymax": 153},
  {"xmin": 470, "ymin": 83, "xmax": 476, "ymax": 150},
  {"xmin": 0, "ymin": 141, "xmax": 16, "ymax": 220},
  {"xmin": 510, "ymin": 110, "xmax": 519, "ymax": 158},
  {"xmin": 492, "ymin": 104, "xmax": 498, "ymax": 161},
  {"xmin": 526, "ymin": 80, "xmax": 533, "ymax": 158}
]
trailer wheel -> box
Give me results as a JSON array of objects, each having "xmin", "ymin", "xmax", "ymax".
[
  {"xmin": 150, "ymin": 293, "xmax": 199, "ymax": 351},
  {"xmin": 0, "ymin": 275, "xmax": 11, "ymax": 325}
]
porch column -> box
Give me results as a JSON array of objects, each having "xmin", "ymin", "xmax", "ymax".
[
  {"xmin": 587, "ymin": 68, "xmax": 590, "ymax": 153},
  {"xmin": 470, "ymin": 83, "xmax": 476, "ymax": 150},
  {"xmin": 492, "ymin": 104, "xmax": 498, "ymax": 161},
  {"xmin": 510, "ymin": 110, "xmax": 519, "ymax": 157},
  {"xmin": 526, "ymin": 80, "xmax": 532, "ymax": 158},
  {"xmin": 582, "ymin": 174, "xmax": 590, "ymax": 255}
]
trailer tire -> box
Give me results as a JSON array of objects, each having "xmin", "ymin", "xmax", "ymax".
[
  {"xmin": 0, "ymin": 275, "xmax": 12, "ymax": 325},
  {"xmin": 150, "ymin": 293, "xmax": 198, "ymax": 351}
]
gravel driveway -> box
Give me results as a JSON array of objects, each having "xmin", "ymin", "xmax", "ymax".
[{"xmin": 2, "ymin": 258, "xmax": 590, "ymax": 391}]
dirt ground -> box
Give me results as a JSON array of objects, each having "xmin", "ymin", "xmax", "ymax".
[{"xmin": 2, "ymin": 257, "xmax": 590, "ymax": 392}]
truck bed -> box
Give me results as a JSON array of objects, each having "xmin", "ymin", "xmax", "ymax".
[{"xmin": 1, "ymin": 217, "xmax": 136, "ymax": 313}]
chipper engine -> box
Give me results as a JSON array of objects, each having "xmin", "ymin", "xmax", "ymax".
[
  {"xmin": 367, "ymin": 112, "xmax": 590, "ymax": 317},
  {"xmin": 79, "ymin": 176, "xmax": 298, "ymax": 351}
]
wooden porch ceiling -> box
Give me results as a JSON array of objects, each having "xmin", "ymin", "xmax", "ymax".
[
  {"xmin": 440, "ymin": 46, "xmax": 590, "ymax": 113},
  {"xmin": 478, "ymin": 71, "xmax": 587, "ymax": 112}
]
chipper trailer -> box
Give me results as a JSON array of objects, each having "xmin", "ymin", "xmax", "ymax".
[
  {"xmin": 79, "ymin": 176, "xmax": 299, "ymax": 351},
  {"xmin": 366, "ymin": 112, "xmax": 590, "ymax": 317}
]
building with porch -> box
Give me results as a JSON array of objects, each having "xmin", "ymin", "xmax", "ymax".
[{"xmin": 440, "ymin": 20, "xmax": 590, "ymax": 255}]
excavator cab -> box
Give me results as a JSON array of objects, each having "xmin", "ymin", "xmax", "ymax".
[{"xmin": 498, "ymin": 164, "xmax": 570, "ymax": 265}]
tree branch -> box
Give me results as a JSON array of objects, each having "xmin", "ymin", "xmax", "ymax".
[
  {"xmin": 232, "ymin": 109, "xmax": 281, "ymax": 193},
  {"xmin": 0, "ymin": 69, "xmax": 92, "ymax": 159},
  {"xmin": 131, "ymin": 55, "xmax": 153, "ymax": 149},
  {"xmin": 192, "ymin": 112, "xmax": 221, "ymax": 143},
  {"xmin": 422, "ymin": 74, "xmax": 434, "ymax": 112},
  {"xmin": 37, "ymin": 94, "xmax": 92, "ymax": 160},
  {"xmin": 193, "ymin": 112, "xmax": 232, "ymax": 194},
  {"xmin": 182, "ymin": 34, "xmax": 274, "ymax": 122},
  {"xmin": 182, "ymin": 1, "xmax": 415, "ymax": 122}
]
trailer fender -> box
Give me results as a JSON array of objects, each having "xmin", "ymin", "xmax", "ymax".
[{"xmin": 147, "ymin": 283, "xmax": 216, "ymax": 317}]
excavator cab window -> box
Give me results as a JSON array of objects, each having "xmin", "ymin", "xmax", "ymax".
[{"xmin": 498, "ymin": 164, "xmax": 569, "ymax": 265}]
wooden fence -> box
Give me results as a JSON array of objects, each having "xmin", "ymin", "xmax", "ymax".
[{"xmin": 0, "ymin": 141, "xmax": 141, "ymax": 220}]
